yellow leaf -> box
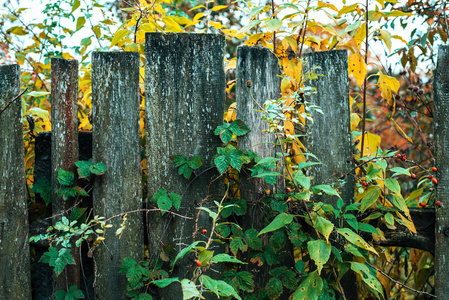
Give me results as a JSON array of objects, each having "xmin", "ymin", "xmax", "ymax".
[
  {"xmin": 317, "ymin": 1, "xmax": 338, "ymax": 11},
  {"xmin": 189, "ymin": 4, "xmax": 205, "ymax": 11},
  {"xmin": 282, "ymin": 36, "xmax": 298, "ymax": 53},
  {"xmin": 338, "ymin": 4, "xmax": 358, "ymax": 17},
  {"xmin": 245, "ymin": 33, "xmax": 264, "ymax": 46},
  {"xmin": 226, "ymin": 102, "xmax": 236, "ymax": 123},
  {"xmin": 110, "ymin": 29, "xmax": 130, "ymax": 48},
  {"xmin": 377, "ymin": 71, "xmax": 400, "ymax": 101},
  {"xmin": 225, "ymin": 59, "xmax": 236, "ymax": 73},
  {"xmin": 350, "ymin": 113, "xmax": 360, "ymax": 131},
  {"xmin": 390, "ymin": 117, "xmax": 413, "ymax": 144},
  {"xmin": 221, "ymin": 29, "xmax": 246, "ymax": 39},
  {"xmin": 348, "ymin": 52, "xmax": 367, "ymax": 88},
  {"xmin": 392, "ymin": 35, "xmax": 408, "ymax": 45},
  {"xmin": 379, "ymin": 29, "xmax": 392, "ymax": 52},
  {"xmin": 211, "ymin": 5, "xmax": 228, "ymax": 11},
  {"xmin": 193, "ymin": 12, "xmax": 204, "ymax": 22},
  {"xmin": 353, "ymin": 23, "xmax": 366, "ymax": 50},
  {"xmin": 209, "ymin": 21, "xmax": 226, "ymax": 30},
  {"xmin": 163, "ymin": 16, "xmax": 184, "ymax": 32},
  {"xmin": 396, "ymin": 212, "xmax": 417, "ymax": 234},
  {"xmin": 357, "ymin": 132, "xmax": 381, "ymax": 156}
]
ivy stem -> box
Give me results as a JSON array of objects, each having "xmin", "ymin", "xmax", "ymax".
[{"xmin": 360, "ymin": 0, "xmax": 369, "ymax": 159}]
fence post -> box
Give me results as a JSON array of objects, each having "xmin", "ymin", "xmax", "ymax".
[
  {"xmin": 91, "ymin": 52, "xmax": 143, "ymax": 299},
  {"xmin": 434, "ymin": 45, "xmax": 449, "ymax": 298},
  {"xmin": 303, "ymin": 50, "xmax": 355, "ymax": 206},
  {"xmin": 145, "ymin": 33, "xmax": 225, "ymax": 296},
  {"xmin": 236, "ymin": 45, "xmax": 289, "ymax": 293},
  {"xmin": 303, "ymin": 50, "xmax": 356, "ymax": 299},
  {"xmin": 51, "ymin": 58, "xmax": 80, "ymax": 292},
  {"xmin": 0, "ymin": 64, "xmax": 31, "ymax": 299}
]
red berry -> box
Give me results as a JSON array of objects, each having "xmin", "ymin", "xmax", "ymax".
[
  {"xmin": 419, "ymin": 202, "xmax": 426, "ymax": 207},
  {"xmin": 286, "ymin": 187, "xmax": 292, "ymax": 193},
  {"xmin": 196, "ymin": 260, "xmax": 202, "ymax": 267},
  {"xmin": 246, "ymin": 80, "xmax": 252, "ymax": 88},
  {"xmin": 202, "ymin": 229, "xmax": 207, "ymax": 234},
  {"xmin": 229, "ymin": 175, "xmax": 234, "ymax": 180},
  {"xmin": 401, "ymin": 155, "xmax": 406, "ymax": 161},
  {"xmin": 432, "ymin": 167, "xmax": 438, "ymax": 172},
  {"xmin": 432, "ymin": 177, "xmax": 438, "ymax": 185},
  {"xmin": 411, "ymin": 173, "xmax": 417, "ymax": 179},
  {"xmin": 437, "ymin": 201, "xmax": 442, "ymax": 207},
  {"xmin": 396, "ymin": 153, "xmax": 402, "ymax": 158},
  {"xmin": 428, "ymin": 175, "xmax": 433, "ymax": 179},
  {"xmin": 361, "ymin": 182, "xmax": 368, "ymax": 186}
]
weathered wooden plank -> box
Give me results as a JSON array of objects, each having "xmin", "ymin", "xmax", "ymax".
[
  {"xmin": 303, "ymin": 50, "xmax": 357, "ymax": 300},
  {"xmin": 235, "ymin": 45, "xmax": 289, "ymax": 293},
  {"xmin": 0, "ymin": 64, "xmax": 31, "ymax": 299},
  {"xmin": 145, "ymin": 33, "xmax": 225, "ymax": 297},
  {"xmin": 434, "ymin": 45, "xmax": 449, "ymax": 299},
  {"xmin": 51, "ymin": 58, "xmax": 80, "ymax": 292},
  {"xmin": 303, "ymin": 50, "xmax": 354, "ymax": 206},
  {"xmin": 92, "ymin": 52, "xmax": 143, "ymax": 299}
]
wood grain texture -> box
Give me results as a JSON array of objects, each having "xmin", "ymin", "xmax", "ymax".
[
  {"xmin": 145, "ymin": 33, "xmax": 225, "ymax": 298},
  {"xmin": 236, "ymin": 46, "xmax": 291, "ymax": 294},
  {"xmin": 92, "ymin": 52, "xmax": 143, "ymax": 299},
  {"xmin": 51, "ymin": 58, "xmax": 81, "ymax": 292},
  {"xmin": 434, "ymin": 45, "xmax": 449, "ymax": 299},
  {"xmin": 304, "ymin": 50, "xmax": 357, "ymax": 300},
  {"xmin": 0, "ymin": 64, "xmax": 31, "ymax": 299},
  {"xmin": 303, "ymin": 50, "xmax": 355, "ymax": 206}
]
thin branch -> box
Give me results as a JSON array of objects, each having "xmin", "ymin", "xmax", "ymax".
[
  {"xmin": 0, "ymin": 89, "xmax": 27, "ymax": 116},
  {"xmin": 366, "ymin": 262, "xmax": 437, "ymax": 298}
]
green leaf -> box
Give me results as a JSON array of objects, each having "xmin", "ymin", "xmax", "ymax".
[
  {"xmin": 89, "ymin": 162, "xmax": 106, "ymax": 175},
  {"xmin": 181, "ymin": 279, "xmax": 200, "ymax": 300},
  {"xmin": 54, "ymin": 285, "xmax": 85, "ymax": 300},
  {"xmin": 172, "ymin": 155, "xmax": 188, "ymax": 167},
  {"xmin": 230, "ymin": 236, "xmax": 248, "ymax": 254},
  {"xmin": 170, "ymin": 193, "xmax": 181, "ymax": 210},
  {"xmin": 244, "ymin": 228, "xmax": 262, "ymax": 250},
  {"xmin": 313, "ymin": 216, "xmax": 334, "ymax": 241},
  {"xmin": 282, "ymin": 269, "xmax": 298, "ymax": 290},
  {"xmin": 336, "ymin": 228, "xmax": 377, "ymax": 255},
  {"xmin": 198, "ymin": 207, "xmax": 217, "ymax": 219},
  {"xmin": 256, "ymin": 157, "xmax": 280, "ymax": 168},
  {"xmin": 70, "ymin": 207, "xmax": 87, "ymax": 222},
  {"xmin": 307, "ymin": 240, "xmax": 331, "ymax": 275},
  {"xmin": 171, "ymin": 241, "xmax": 201, "ymax": 270},
  {"xmin": 297, "ymin": 161, "xmax": 320, "ymax": 170},
  {"xmin": 157, "ymin": 195, "xmax": 172, "ymax": 212},
  {"xmin": 32, "ymin": 178, "xmax": 52, "ymax": 205},
  {"xmin": 211, "ymin": 253, "xmax": 245, "ymax": 264},
  {"xmin": 214, "ymin": 154, "xmax": 228, "ymax": 174},
  {"xmin": 56, "ymin": 187, "xmax": 77, "ymax": 201},
  {"xmin": 39, "ymin": 247, "xmax": 75, "ymax": 276},
  {"xmin": 358, "ymin": 222, "xmax": 378, "ymax": 235},
  {"xmin": 75, "ymin": 160, "xmax": 92, "ymax": 178},
  {"xmin": 390, "ymin": 194, "xmax": 410, "ymax": 217},
  {"xmin": 292, "ymin": 271, "xmax": 323, "ymax": 300},
  {"xmin": 360, "ymin": 188, "xmax": 380, "ymax": 213},
  {"xmin": 266, "ymin": 277, "xmax": 283, "ymax": 299},
  {"xmin": 389, "ymin": 167, "xmax": 411, "ymax": 177},
  {"xmin": 151, "ymin": 277, "xmax": 179, "ymax": 288},
  {"xmin": 270, "ymin": 230, "xmax": 287, "ymax": 252},
  {"xmin": 312, "ymin": 185, "xmax": 341, "ymax": 198},
  {"xmin": 222, "ymin": 270, "xmax": 254, "ymax": 293},
  {"xmin": 350, "ymin": 262, "xmax": 383, "ymax": 295},
  {"xmin": 292, "ymin": 171, "xmax": 311, "ymax": 190},
  {"xmin": 384, "ymin": 178, "xmax": 401, "ymax": 194},
  {"xmin": 265, "ymin": 19, "xmax": 282, "ymax": 31},
  {"xmin": 258, "ymin": 213, "xmax": 295, "ymax": 236},
  {"xmin": 76, "ymin": 16, "xmax": 86, "ymax": 31},
  {"xmin": 216, "ymin": 280, "xmax": 242, "ymax": 300},
  {"xmin": 229, "ymin": 119, "xmax": 250, "ymax": 136},
  {"xmin": 58, "ymin": 169, "xmax": 74, "ymax": 186},
  {"xmin": 200, "ymin": 275, "xmax": 219, "ymax": 297},
  {"xmin": 119, "ymin": 258, "xmax": 150, "ymax": 289},
  {"xmin": 188, "ymin": 156, "xmax": 202, "ymax": 169}
]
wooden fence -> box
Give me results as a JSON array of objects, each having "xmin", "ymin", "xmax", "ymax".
[{"xmin": 0, "ymin": 32, "xmax": 447, "ymax": 299}]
